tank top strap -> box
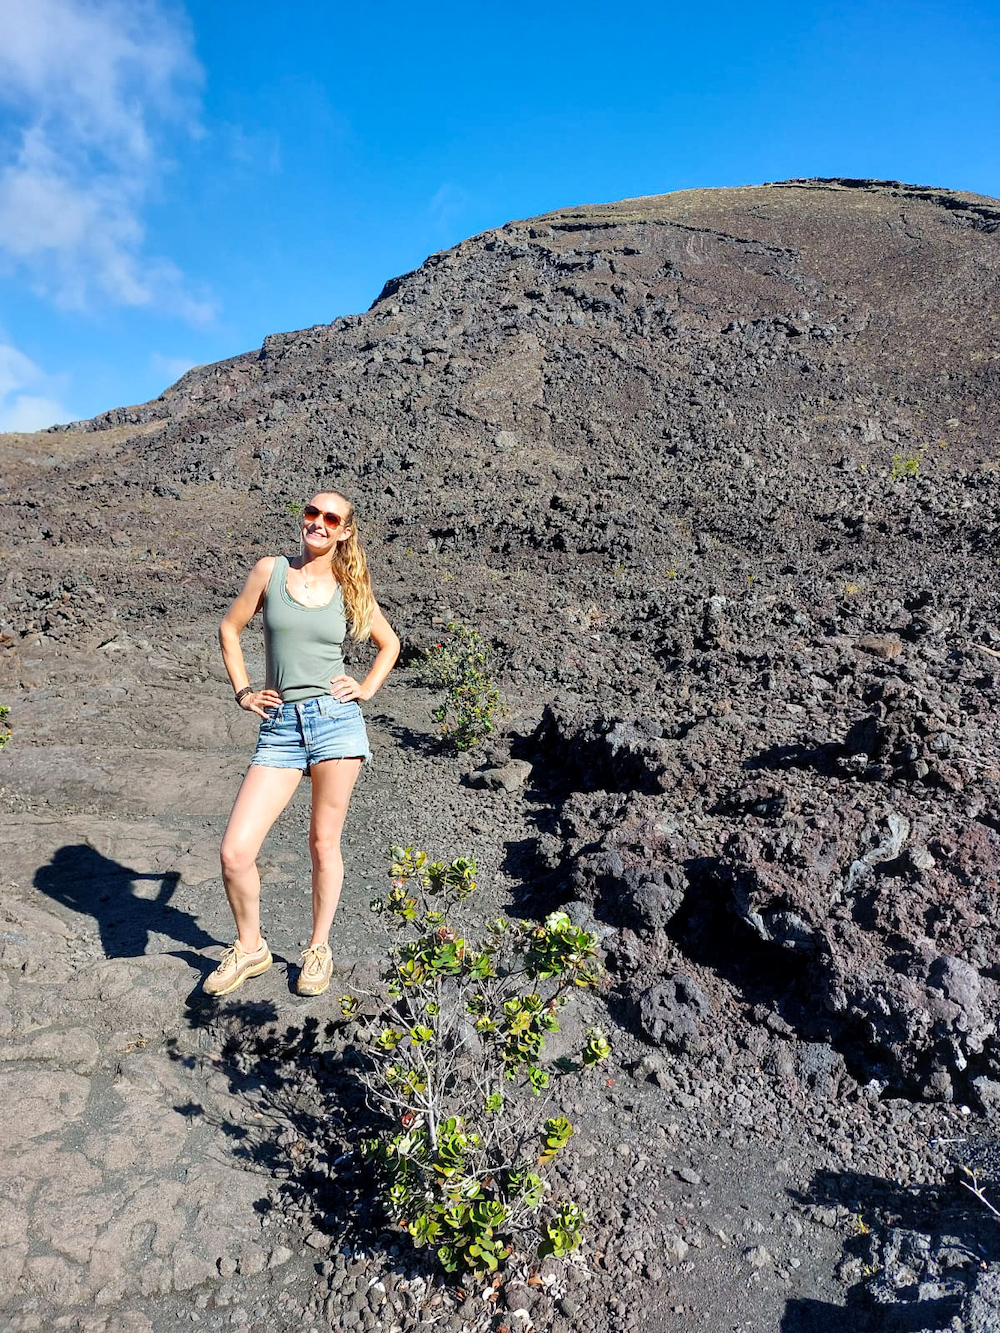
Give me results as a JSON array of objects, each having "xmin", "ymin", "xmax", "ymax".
[{"xmin": 266, "ymin": 555, "xmax": 289, "ymax": 599}]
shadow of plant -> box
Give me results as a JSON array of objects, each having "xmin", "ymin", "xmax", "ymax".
[
  {"xmin": 165, "ymin": 1008, "xmax": 453, "ymax": 1295},
  {"xmin": 369, "ymin": 715, "xmax": 446, "ymax": 759},
  {"xmin": 781, "ymin": 1162, "xmax": 1000, "ymax": 1332}
]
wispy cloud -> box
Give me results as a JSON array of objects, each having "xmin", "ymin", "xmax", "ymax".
[
  {"xmin": 428, "ymin": 182, "xmax": 476, "ymax": 234},
  {"xmin": 0, "ymin": 0, "xmax": 214, "ymax": 319},
  {"xmin": 0, "ymin": 342, "xmax": 71, "ymax": 431},
  {"xmin": 222, "ymin": 123, "xmax": 282, "ymax": 174},
  {"xmin": 150, "ymin": 351, "xmax": 199, "ymax": 385}
]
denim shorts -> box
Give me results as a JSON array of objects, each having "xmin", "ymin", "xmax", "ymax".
[{"xmin": 251, "ymin": 695, "xmax": 371, "ymax": 771}]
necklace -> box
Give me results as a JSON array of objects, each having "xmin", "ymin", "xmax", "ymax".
[{"xmin": 298, "ymin": 557, "xmax": 329, "ymax": 605}]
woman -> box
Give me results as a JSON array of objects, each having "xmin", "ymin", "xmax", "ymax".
[{"xmin": 204, "ymin": 490, "xmax": 399, "ymax": 999}]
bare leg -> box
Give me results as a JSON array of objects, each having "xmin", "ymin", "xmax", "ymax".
[
  {"xmin": 220, "ymin": 765, "xmax": 303, "ymax": 949},
  {"xmin": 307, "ymin": 758, "xmax": 363, "ymax": 946}
]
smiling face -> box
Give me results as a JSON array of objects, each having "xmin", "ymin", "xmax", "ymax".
[{"xmin": 301, "ymin": 491, "xmax": 352, "ymax": 556}]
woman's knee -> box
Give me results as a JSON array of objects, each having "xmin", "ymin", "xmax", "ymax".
[
  {"xmin": 220, "ymin": 837, "xmax": 256, "ymax": 879},
  {"xmin": 309, "ymin": 835, "xmax": 343, "ymax": 871}
]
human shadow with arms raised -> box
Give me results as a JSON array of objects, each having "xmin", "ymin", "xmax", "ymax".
[{"xmin": 34, "ymin": 843, "xmax": 218, "ymax": 960}]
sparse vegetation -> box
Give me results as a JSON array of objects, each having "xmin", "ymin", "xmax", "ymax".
[
  {"xmin": 891, "ymin": 451, "xmax": 921, "ymax": 480},
  {"xmin": 0, "ymin": 705, "xmax": 10, "ymax": 751},
  {"xmin": 341, "ymin": 847, "xmax": 609, "ymax": 1280},
  {"xmin": 420, "ymin": 622, "xmax": 500, "ymax": 750}
]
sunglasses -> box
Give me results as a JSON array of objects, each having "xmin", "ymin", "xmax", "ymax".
[{"xmin": 303, "ymin": 504, "xmax": 344, "ymax": 528}]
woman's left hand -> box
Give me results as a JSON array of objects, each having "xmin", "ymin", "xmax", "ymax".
[{"xmin": 330, "ymin": 674, "xmax": 370, "ymax": 702}]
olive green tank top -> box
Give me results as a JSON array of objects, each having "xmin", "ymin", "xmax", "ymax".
[{"xmin": 262, "ymin": 556, "xmax": 347, "ymax": 702}]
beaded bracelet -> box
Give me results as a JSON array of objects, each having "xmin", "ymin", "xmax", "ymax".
[{"xmin": 235, "ymin": 686, "xmax": 253, "ymax": 706}]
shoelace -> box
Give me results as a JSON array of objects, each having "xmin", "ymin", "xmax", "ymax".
[
  {"xmin": 215, "ymin": 941, "xmax": 256, "ymax": 972},
  {"xmin": 300, "ymin": 945, "xmax": 328, "ymax": 975}
]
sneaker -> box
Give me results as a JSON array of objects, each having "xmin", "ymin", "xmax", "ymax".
[
  {"xmin": 203, "ymin": 939, "xmax": 272, "ymax": 997},
  {"xmin": 296, "ymin": 942, "xmax": 333, "ymax": 997}
]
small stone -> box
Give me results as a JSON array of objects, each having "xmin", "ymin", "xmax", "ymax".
[
  {"xmin": 470, "ymin": 760, "xmax": 533, "ymax": 792},
  {"xmin": 664, "ymin": 1236, "xmax": 689, "ymax": 1263},
  {"xmin": 743, "ymin": 1246, "xmax": 773, "ymax": 1269},
  {"xmin": 677, "ymin": 1167, "xmax": 702, "ymax": 1185},
  {"xmin": 907, "ymin": 845, "xmax": 935, "ymax": 872},
  {"xmin": 856, "ymin": 634, "xmax": 903, "ymax": 659}
]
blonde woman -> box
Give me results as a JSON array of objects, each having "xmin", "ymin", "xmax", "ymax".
[{"xmin": 205, "ymin": 491, "xmax": 400, "ymax": 999}]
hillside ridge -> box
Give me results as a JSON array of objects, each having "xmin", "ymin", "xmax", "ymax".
[{"xmin": 2, "ymin": 177, "xmax": 1000, "ymax": 1333}]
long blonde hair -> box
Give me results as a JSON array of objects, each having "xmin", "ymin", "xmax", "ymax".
[{"xmin": 329, "ymin": 492, "xmax": 375, "ymax": 641}]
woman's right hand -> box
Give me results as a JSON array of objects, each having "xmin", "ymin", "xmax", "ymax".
[{"xmin": 241, "ymin": 688, "xmax": 283, "ymax": 719}]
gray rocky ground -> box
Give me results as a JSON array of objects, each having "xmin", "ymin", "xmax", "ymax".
[{"xmin": 2, "ymin": 178, "xmax": 1000, "ymax": 1332}]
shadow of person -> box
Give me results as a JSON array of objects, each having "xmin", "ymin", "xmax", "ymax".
[
  {"xmin": 34, "ymin": 843, "xmax": 219, "ymax": 959},
  {"xmin": 369, "ymin": 715, "xmax": 443, "ymax": 757}
]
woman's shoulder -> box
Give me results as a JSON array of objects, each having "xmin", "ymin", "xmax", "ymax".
[{"xmin": 245, "ymin": 555, "xmax": 283, "ymax": 586}]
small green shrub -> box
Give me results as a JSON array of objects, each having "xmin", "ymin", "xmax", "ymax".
[
  {"xmin": 0, "ymin": 705, "xmax": 9, "ymax": 751},
  {"xmin": 341, "ymin": 847, "xmax": 610, "ymax": 1280},
  {"xmin": 891, "ymin": 451, "xmax": 921, "ymax": 480},
  {"xmin": 420, "ymin": 622, "xmax": 500, "ymax": 750}
]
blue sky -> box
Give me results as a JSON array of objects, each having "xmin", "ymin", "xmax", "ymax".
[{"xmin": 0, "ymin": 0, "xmax": 997, "ymax": 429}]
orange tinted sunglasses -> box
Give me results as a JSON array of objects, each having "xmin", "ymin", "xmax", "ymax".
[{"xmin": 303, "ymin": 504, "xmax": 343, "ymax": 528}]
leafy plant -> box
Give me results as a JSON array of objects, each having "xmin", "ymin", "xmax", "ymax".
[
  {"xmin": 891, "ymin": 451, "xmax": 921, "ymax": 480},
  {"xmin": 342, "ymin": 846, "xmax": 610, "ymax": 1280},
  {"xmin": 420, "ymin": 622, "xmax": 500, "ymax": 750},
  {"xmin": 0, "ymin": 704, "xmax": 9, "ymax": 751}
]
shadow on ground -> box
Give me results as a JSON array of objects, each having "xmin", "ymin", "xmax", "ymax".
[
  {"xmin": 369, "ymin": 716, "xmax": 443, "ymax": 758},
  {"xmin": 165, "ymin": 1008, "xmax": 443, "ymax": 1291},
  {"xmin": 781, "ymin": 1163, "xmax": 1000, "ymax": 1332},
  {"xmin": 34, "ymin": 842, "xmax": 218, "ymax": 957}
]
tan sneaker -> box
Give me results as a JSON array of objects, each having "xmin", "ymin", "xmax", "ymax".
[
  {"xmin": 296, "ymin": 943, "xmax": 333, "ymax": 997},
  {"xmin": 203, "ymin": 939, "xmax": 272, "ymax": 997}
]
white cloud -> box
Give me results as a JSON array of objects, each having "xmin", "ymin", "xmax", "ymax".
[
  {"xmin": 0, "ymin": 342, "xmax": 71, "ymax": 430},
  {"xmin": 0, "ymin": 393, "xmax": 69, "ymax": 432},
  {"xmin": 151, "ymin": 351, "xmax": 198, "ymax": 385},
  {"xmin": 0, "ymin": 0, "xmax": 213, "ymax": 319}
]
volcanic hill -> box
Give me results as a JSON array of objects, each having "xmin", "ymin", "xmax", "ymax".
[{"xmin": 2, "ymin": 177, "xmax": 1000, "ymax": 1333}]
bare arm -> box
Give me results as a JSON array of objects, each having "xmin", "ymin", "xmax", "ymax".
[
  {"xmin": 218, "ymin": 558, "xmax": 283, "ymax": 718},
  {"xmin": 330, "ymin": 602, "xmax": 401, "ymax": 702}
]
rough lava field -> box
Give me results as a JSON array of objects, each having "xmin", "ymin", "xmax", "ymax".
[{"xmin": 2, "ymin": 177, "xmax": 1000, "ymax": 1333}]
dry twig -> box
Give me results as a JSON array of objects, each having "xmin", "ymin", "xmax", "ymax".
[{"xmin": 959, "ymin": 1166, "xmax": 1000, "ymax": 1221}]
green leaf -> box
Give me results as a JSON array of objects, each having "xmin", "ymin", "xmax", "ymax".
[
  {"xmin": 437, "ymin": 1244, "xmax": 458, "ymax": 1272},
  {"xmin": 583, "ymin": 1027, "xmax": 612, "ymax": 1065}
]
